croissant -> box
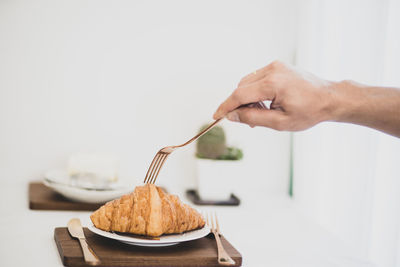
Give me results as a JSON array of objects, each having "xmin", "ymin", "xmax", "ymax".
[{"xmin": 90, "ymin": 184, "xmax": 205, "ymax": 237}]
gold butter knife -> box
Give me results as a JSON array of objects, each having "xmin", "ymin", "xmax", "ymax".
[{"xmin": 67, "ymin": 218, "xmax": 101, "ymax": 266}]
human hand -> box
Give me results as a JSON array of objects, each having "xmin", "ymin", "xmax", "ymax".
[{"xmin": 213, "ymin": 61, "xmax": 337, "ymax": 131}]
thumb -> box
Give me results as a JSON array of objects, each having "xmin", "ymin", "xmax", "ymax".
[{"xmin": 226, "ymin": 107, "xmax": 287, "ymax": 130}]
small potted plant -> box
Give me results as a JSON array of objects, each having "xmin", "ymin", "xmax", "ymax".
[{"xmin": 195, "ymin": 124, "xmax": 243, "ymax": 201}]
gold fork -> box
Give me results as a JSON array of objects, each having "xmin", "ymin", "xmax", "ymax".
[
  {"xmin": 143, "ymin": 101, "xmax": 267, "ymax": 184},
  {"xmin": 206, "ymin": 212, "xmax": 236, "ymax": 266}
]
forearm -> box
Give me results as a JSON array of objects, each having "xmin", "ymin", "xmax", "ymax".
[
  {"xmin": 215, "ymin": 61, "xmax": 400, "ymax": 135},
  {"xmin": 330, "ymin": 80, "xmax": 400, "ymax": 137}
]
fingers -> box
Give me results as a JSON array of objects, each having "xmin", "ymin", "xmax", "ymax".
[
  {"xmin": 238, "ymin": 60, "xmax": 283, "ymax": 87},
  {"xmin": 213, "ymin": 81, "xmax": 276, "ymax": 119},
  {"xmin": 226, "ymin": 107, "xmax": 288, "ymax": 131},
  {"xmin": 214, "ymin": 61, "xmax": 286, "ymax": 120},
  {"xmin": 238, "ymin": 66, "xmax": 268, "ymax": 87}
]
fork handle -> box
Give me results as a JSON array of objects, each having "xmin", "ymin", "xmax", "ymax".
[
  {"xmin": 212, "ymin": 231, "xmax": 236, "ymax": 266},
  {"xmin": 174, "ymin": 101, "xmax": 267, "ymax": 149},
  {"xmin": 175, "ymin": 118, "xmax": 223, "ymax": 149}
]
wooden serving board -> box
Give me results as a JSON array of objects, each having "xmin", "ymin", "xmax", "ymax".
[
  {"xmin": 29, "ymin": 182, "xmax": 103, "ymax": 211},
  {"xmin": 54, "ymin": 227, "xmax": 242, "ymax": 267},
  {"xmin": 186, "ymin": 190, "xmax": 240, "ymax": 206}
]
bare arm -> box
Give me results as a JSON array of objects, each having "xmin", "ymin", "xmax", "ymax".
[
  {"xmin": 213, "ymin": 61, "xmax": 400, "ymax": 137},
  {"xmin": 332, "ymin": 81, "xmax": 400, "ymax": 137}
]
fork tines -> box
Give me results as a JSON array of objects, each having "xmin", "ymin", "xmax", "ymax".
[
  {"xmin": 205, "ymin": 212, "xmax": 220, "ymax": 233},
  {"xmin": 143, "ymin": 150, "xmax": 170, "ymax": 184}
]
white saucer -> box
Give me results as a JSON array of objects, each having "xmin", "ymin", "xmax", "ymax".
[
  {"xmin": 87, "ymin": 224, "xmax": 210, "ymax": 247},
  {"xmin": 43, "ymin": 170, "xmax": 132, "ymax": 203}
]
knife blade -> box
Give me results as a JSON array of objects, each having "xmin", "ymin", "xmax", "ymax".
[{"xmin": 67, "ymin": 218, "xmax": 101, "ymax": 266}]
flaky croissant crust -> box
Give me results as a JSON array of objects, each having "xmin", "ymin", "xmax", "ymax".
[{"xmin": 90, "ymin": 184, "xmax": 205, "ymax": 237}]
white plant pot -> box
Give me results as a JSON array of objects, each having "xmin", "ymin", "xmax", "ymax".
[{"xmin": 196, "ymin": 158, "xmax": 242, "ymax": 200}]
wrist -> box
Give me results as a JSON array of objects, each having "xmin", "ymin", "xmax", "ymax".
[{"xmin": 327, "ymin": 80, "xmax": 365, "ymax": 123}]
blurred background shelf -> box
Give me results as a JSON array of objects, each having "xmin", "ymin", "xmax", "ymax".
[{"xmin": 29, "ymin": 182, "xmax": 103, "ymax": 211}]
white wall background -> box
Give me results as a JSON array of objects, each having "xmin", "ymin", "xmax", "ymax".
[
  {"xmin": 293, "ymin": 1, "xmax": 400, "ymax": 266},
  {"xmin": 2, "ymin": 1, "xmax": 400, "ymax": 266},
  {"xmin": 0, "ymin": 0, "xmax": 296, "ymax": 195}
]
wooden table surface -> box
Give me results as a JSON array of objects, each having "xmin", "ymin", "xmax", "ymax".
[{"xmin": 0, "ymin": 180, "xmax": 373, "ymax": 267}]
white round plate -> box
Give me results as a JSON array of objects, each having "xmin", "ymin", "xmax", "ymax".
[
  {"xmin": 43, "ymin": 170, "xmax": 132, "ymax": 203},
  {"xmin": 87, "ymin": 224, "xmax": 210, "ymax": 247}
]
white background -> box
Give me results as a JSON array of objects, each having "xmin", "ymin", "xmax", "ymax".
[
  {"xmin": 0, "ymin": 0, "xmax": 295, "ymax": 194},
  {"xmin": 1, "ymin": 1, "xmax": 400, "ymax": 267}
]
